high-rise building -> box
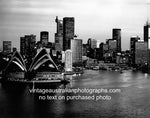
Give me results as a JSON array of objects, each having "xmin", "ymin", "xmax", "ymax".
[
  {"xmin": 112, "ymin": 28, "xmax": 121, "ymax": 52},
  {"xmin": 3, "ymin": 41, "xmax": 11, "ymax": 54},
  {"xmin": 40, "ymin": 31, "xmax": 49, "ymax": 47},
  {"xmin": 87, "ymin": 38, "xmax": 97, "ymax": 49},
  {"xmin": 20, "ymin": 34, "xmax": 36, "ymax": 59},
  {"xmin": 63, "ymin": 17, "xmax": 74, "ymax": 51},
  {"xmin": 107, "ymin": 39, "xmax": 117, "ymax": 52},
  {"xmin": 55, "ymin": 16, "xmax": 63, "ymax": 52},
  {"xmin": 106, "ymin": 39, "xmax": 117, "ymax": 63},
  {"xmin": 65, "ymin": 50, "xmax": 72, "ymax": 71},
  {"xmin": 99, "ymin": 42, "xmax": 104, "ymax": 60},
  {"xmin": 56, "ymin": 16, "xmax": 63, "ymax": 34},
  {"xmin": 103, "ymin": 43, "xmax": 108, "ymax": 54},
  {"xmin": 82, "ymin": 44, "xmax": 88, "ymax": 56},
  {"xmin": 144, "ymin": 21, "xmax": 150, "ymax": 49},
  {"xmin": 20, "ymin": 37, "xmax": 26, "ymax": 56},
  {"xmin": 135, "ymin": 41, "xmax": 148, "ymax": 65},
  {"xmin": 130, "ymin": 36, "xmax": 140, "ymax": 65},
  {"xmin": 71, "ymin": 39, "xmax": 82, "ymax": 63}
]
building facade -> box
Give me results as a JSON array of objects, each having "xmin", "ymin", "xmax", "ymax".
[
  {"xmin": 87, "ymin": 38, "xmax": 97, "ymax": 49},
  {"xmin": 107, "ymin": 39, "xmax": 117, "ymax": 52},
  {"xmin": 63, "ymin": 17, "xmax": 74, "ymax": 51},
  {"xmin": 71, "ymin": 39, "xmax": 82, "ymax": 63},
  {"xmin": 130, "ymin": 36, "xmax": 140, "ymax": 65},
  {"xmin": 112, "ymin": 28, "xmax": 121, "ymax": 52},
  {"xmin": 40, "ymin": 31, "xmax": 49, "ymax": 47},
  {"xmin": 20, "ymin": 34, "xmax": 36, "ymax": 60},
  {"xmin": 55, "ymin": 16, "xmax": 63, "ymax": 52},
  {"xmin": 65, "ymin": 50, "xmax": 72, "ymax": 71},
  {"xmin": 3, "ymin": 41, "xmax": 11, "ymax": 54},
  {"xmin": 135, "ymin": 41, "xmax": 148, "ymax": 65},
  {"xmin": 144, "ymin": 21, "xmax": 150, "ymax": 49}
]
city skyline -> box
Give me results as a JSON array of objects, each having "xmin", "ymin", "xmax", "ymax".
[{"xmin": 0, "ymin": 0, "xmax": 149, "ymax": 51}]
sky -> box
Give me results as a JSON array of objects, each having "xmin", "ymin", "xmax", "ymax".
[{"xmin": 0, "ymin": 0, "xmax": 149, "ymax": 51}]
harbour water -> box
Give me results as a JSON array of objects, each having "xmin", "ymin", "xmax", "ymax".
[{"xmin": 0, "ymin": 70, "xmax": 150, "ymax": 118}]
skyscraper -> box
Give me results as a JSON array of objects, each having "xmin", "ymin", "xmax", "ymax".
[
  {"xmin": 55, "ymin": 16, "xmax": 63, "ymax": 52},
  {"xmin": 144, "ymin": 21, "xmax": 150, "ymax": 49},
  {"xmin": 130, "ymin": 36, "xmax": 140, "ymax": 65},
  {"xmin": 112, "ymin": 28, "xmax": 121, "ymax": 52},
  {"xmin": 107, "ymin": 39, "xmax": 117, "ymax": 52},
  {"xmin": 3, "ymin": 41, "xmax": 11, "ymax": 54},
  {"xmin": 40, "ymin": 31, "xmax": 49, "ymax": 47},
  {"xmin": 20, "ymin": 34, "xmax": 36, "ymax": 59},
  {"xmin": 71, "ymin": 39, "xmax": 82, "ymax": 63},
  {"xmin": 87, "ymin": 38, "xmax": 97, "ymax": 49},
  {"xmin": 135, "ymin": 41, "xmax": 148, "ymax": 65},
  {"xmin": 63, "ymin": 17, "xmax": 74, "ymax": 51}
]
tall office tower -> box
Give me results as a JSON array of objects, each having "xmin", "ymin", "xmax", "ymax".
[
  {"xmin": 20, "ymin": 37, "xmax": 25, "ymax": 56},
  {"xmin": 71, "ymin": 39, "xmax": 82, "ymax": 63},
  {"xmin": 63, "ymin": 17, "xmax": 74, "ymax": 51},
  {"xmin": 144, "ymin": 21, "xmax": 150, "ymax": 49},
  {"xmin": 135, "ymin": 41, "xmax": 148, "ymax": 65},
  {"xmin": 55, "ymin": 16, "xmax": 63, "ymax": 51},
  {"xmin": 130, "ymin": 36, "xmax": 140, "ymax": 65},
  {"xmin": 65, "ymin": 50, "xmax": 72, "ymax": 71},
  {"xmin": 87, "ymin": 38, "xmax": 97, "ymax": 49},
  {"xmin": 20, "ymin": 34, "xmax": 36, "ymax": 59},
  {"xmin": 103, "ymin": 43, "xmax": 109, "ymax": 54},
  {"xmin": 112, "ymin": 28, "xmax": 121, "ymax": 52},
  {"xmin": 40, "ymin": 31, "xmax": 49, "ymax": 47},
  {"xmin": 107, "ymin": 39, "xmax": 117, "ymax": 52},
  {"xmin": 99, "ymin": 42, "xmax": 104, "ymax": 60},
  {"xmin": 3, "ymin": 41, "xmax": 11, "ymax": 54}
]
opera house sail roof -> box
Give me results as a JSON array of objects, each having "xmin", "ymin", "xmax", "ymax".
[
  {"xmin": 4, "ymin": 48, "xmax": 59, "ymax": 73},
  {"xmin": 4, "ymin": 51, "xmax": 27, "ymax": 72},
  {"xmin": 29, "ymin": 48, "xmax": 59, "ymax": 72}
]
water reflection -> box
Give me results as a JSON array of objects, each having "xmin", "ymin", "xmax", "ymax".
[{"xmin": 0, "ymin": 70, "xmax": 150, "ymax": 118}]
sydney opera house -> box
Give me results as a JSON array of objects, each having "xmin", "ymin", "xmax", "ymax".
[{"xmin": 2, "ymin": 48, "xmax": 64, "ymax": 82}]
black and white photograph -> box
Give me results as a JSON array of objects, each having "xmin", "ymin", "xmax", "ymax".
[{"xmin": 0, "ymin": 0, "xmax": 150, "ymax": 118}]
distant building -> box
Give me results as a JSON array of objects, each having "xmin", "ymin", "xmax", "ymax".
[
  {"xmin": 36, "ymin": 41, "xmax": 42, "ymax": 50},
  {"xmin": 130, "ymin": 36, "xmax": 140, "ymax": 65},
  {"xmin": 12, "ymin": 47, "xmax": 17, "ymax": 52},
  {"xmin": 135, "ymin": 41, "xmax": 148, "ymax": 65},
  {"xmin": 65, "ymin": 50, "xmax": 72, "ymax": 71},
  {"xmin": 99, "ymin": 42, "xmax": 104, "ymax": 60},
  {"xmin": 3, "ymin": 41, "xmax": 11, "ymax": 54},
  {"xmin": 55, "ymin": 34, "xmax": 63, "ymax": 51},
  {"xmin": 40, "ymin": 31, "xmax": 49, "ymax": 47},
  {"xmin": 103, "ymin": 43, "xmax": 108, "ymax": 54},
  {"xmin": 61, "ymin": 51, "xmax": 65, "ymax": 63},
  {"xmin": 144, "ymin": 21, "xmax": 150, "ymax": 49},
  {"xmin": 102, "ymin": 43, "xmax": 110, "ymax": 62},
  {"xmin": 87, "ymin": 38, "xmax": 97, "ymax": 49},
  {"xmin": 56, "ymin": 16, "xmax": 63, "ymax": 34},
  {"xmin": 82, "ymin": 44, "xmax": 88, "ymax": 56},
  {"xmin": 55, "ymin": 16, "xmax": 63, "ymax": 52},
  {"xmin": 116, "ymin": 53, "xmax": 122, "ymax": 64},
  {"xmin": 20, "ymin": 37, "xmax": 25, "ymax": 56},
  {"xmin": 112, "ymin": 28, "xmax": 121, "ymax": 52},
  {"xmin": 63, "ymin": 17, "xmax": 75, "ymax": 51},
  {"xmin": 95, "ymin": 48, "xmax": 101, "ymax": 60},
  {"xmin": 71, "ymin": 39, "xmax": 82, "ymax": 63},
  {"xmin": 20, "ymin": 34, "xmax": 36, "ymax": 60},
  {"xmin": 107, "ymin": 39, "xmax": 117, "ymax": 52}
]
